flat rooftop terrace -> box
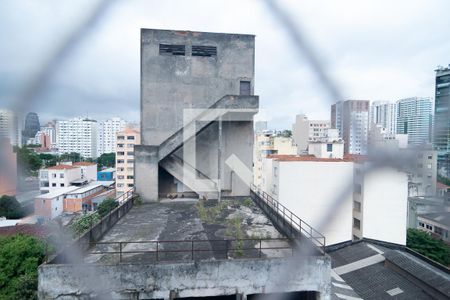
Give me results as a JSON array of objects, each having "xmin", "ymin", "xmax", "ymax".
[{"xmin": 85, "ymin": 198, "xmax": 292, "ymax": 264}]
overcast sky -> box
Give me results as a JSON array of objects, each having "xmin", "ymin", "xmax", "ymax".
[{"xmin": 1, "ymin": 0, "xmax": 449, "ymax": 129}]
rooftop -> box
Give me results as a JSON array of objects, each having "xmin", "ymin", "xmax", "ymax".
[
  {"xmin": 328, "ymin": 241, "xmax": 450, "ymax": 299},
  {"xmin": 267, "ymin": 154, "xmax": 365, "ymax": 162},
  {"xmin": 418, "ymin": 212, "xmax": 450, "ymax": 226},
  {"xmin": 85, "ymin": 198, "xmax": 291, "ymax": 264},
  {"xmin": 73, "ymin": 162, "xmax": 97, "ymax": 167},
  {"xmin": 99, "ymin": 168, "xmax": 115, "ymax": 173},
  {"xmin": 36, "ymin": 186, "xmax": 80, "ymax": 199},
  {"xmin": 46, "ymin": 165, "xmax": 77, "ymax": 170}
]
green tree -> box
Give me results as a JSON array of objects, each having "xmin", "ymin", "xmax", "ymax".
[
  {"xmin": 407, "ymin": 228, "xmax": 450, "ymax": 266},
  {"xmin": 97, "ymin": 198, "xmax": 119, "ymax": 218},
  {"xmin": 38, "ymin": 153, "xmax": 58, "ymax": 168},
  {"xmin": 280, "ymin": 130, "xmax": 292, "ymax": 138},
  {"xmin": 0, "ymin": 234, "xmax": 46, "ymax": 300},
  {"xmin": 437, "ymin": 174, "xmax": 450, "ymax": 186},
  {"xmin": 0, "ymin": 195, "xmax": 23, "ymax": 219},
  {"xmin": 97, "ymin": 153, "xmax": 115, "ymax": 170},
  {"xmin": 14, "ymin": 146, "xmax": 42, "ymax": 176},
  {"xmin": 59, "ymin": 152, "xmax": 81, "ymax": 163}
]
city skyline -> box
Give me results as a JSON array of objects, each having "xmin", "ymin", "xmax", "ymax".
[{"xmin": 1, "ymin": 1, "xmax": 449, "ymax": 129}]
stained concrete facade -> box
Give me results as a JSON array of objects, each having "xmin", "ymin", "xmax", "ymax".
[{"xmin": 136, "ymin": 29, "xmax": 259, "ymax": 201}]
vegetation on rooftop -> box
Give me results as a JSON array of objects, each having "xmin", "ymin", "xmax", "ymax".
[
  {"xmin": 69, "ymin": 213, "xmax": 100, "ymax": 237},
  {"xmin": 97, "ymin": 198, "xmax": 119, "ymax": 218},
  {"xmin": 437, "ymin": 174, "xmax": 450, "ymax": 186},
  {"xmin": 407, "ymin": 228, "xmax": 450, "ymax": 266}
]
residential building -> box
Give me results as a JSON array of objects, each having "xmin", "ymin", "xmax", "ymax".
[
  {"xmin": 261, "ymin": 152, "xmax": 408, "ymax": 246},
  {"xmin": 34, "ymin": 186, "xmax": 79, "ymax": 219},
  {"xmin": 40, "ymin": 122, "xmax": 57, "ymax": 149},
  {"xmin": 418, "ymin": 212, "xmax": 450, "ymax": 243},
  {"xmin": 38, "ymin": 162, "xmax": 97, "ymax": 194},
  {"xmin": 396, "ymin": 97, "xmax": 433, "ymax": 145},
  {"xmin": 292, "ymin": 114, "xmax": 330, "ymax": 154},
  {"xmin": 116, "ymin": 128, "xmax": 140, "ymax": 196},
  {"xmin": 368, "ymin": 125, "xmax": 408, "ymax": 151},
  {"xmin": 63, "ymin": 183, "xmax": 107, "ymax": 213},
  {"xmin": 307, "ymin": 129, "xmax": 344, "ymax": 159},
  {"xmin": 408, "ymin": 196, "xmax": 450, "ymax": 229},
  {"xmin": 331, "ymin": 100, "xmax": 370, "ymax": 154},
  {"xmin": 253, "ymin": 132, "xmax": 297, "ymax": 187},
  {"xmin": 405, "ymin": 145, "xmax": 437, "ymax": 197},
  {"xmin": 0, "ymin": 109, "xmax": 22, "ymax": 146},
  {"xmin": 22, "ymin": 112, "xmax": 40, "ymax": 141},
  {"xmin": 0, "ymin": 138, "xmax": 16, "ymax": 196},
  {"xmin": 97, "ymin": 117, "xmax": 127, "ymax": 157},
  {"xmin": 370, "ymin": 101, "xmax": 397, "ymax": 135},
  {"xmin": 56, "ymin": 117, "xmax": 98, "ymax": 158},
  {"xmin": 135, "ymin": 29, "xmax": 258, "ymax": 201},
  {"xmin": 434, "ymin": 65, "xmax": 450, "ymax": 179}
]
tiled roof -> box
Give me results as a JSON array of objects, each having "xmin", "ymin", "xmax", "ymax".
[
  {"xmin": 46, "ymin": 165, "xmax": 77, "ymax": 170},
  {"xmin": 437, "ymin": 182, "xmax": 450, "ymax": 189},
  {"xmin": 73, "ymin": 162, "xmax": 97, "ymax": 166},
  {"xmin": 0, "ymin": 224, "xmax": 52, "ymax": 238}
]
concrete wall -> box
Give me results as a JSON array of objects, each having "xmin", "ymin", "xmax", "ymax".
[
  {"xmin": 141, "ymin": 29, "xmax": 255, "ymax": 146},
  {"xmin": 362, "ymin": 166, "xmax": 408, "ymax": 245},
  {"xmin": 39, "ymin": 257, "xmax": 331, "ymax": 299},
  {"xmin": 275, "ymin": 161, "xmax": 354, "ymax": 246}
]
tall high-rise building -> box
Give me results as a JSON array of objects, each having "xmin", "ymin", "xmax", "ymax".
[
  {"xmin": 370, "ymin": 101, "xmax": 397, "ymax": 135},
  {"xmin": 292, "ymin": 114, "xmax": 330, "ymax": 154},
  {"xmin": 0, "ymin": 109, "xmax": 22, "ymax": 146},
  {"xmin": 22, "ymin": 112, "xmax": 40, "ymax": 140},
  {"xmin": 56, "ymin": 117, "xmax": 98, "ymax": 158},
  {"xmin": 331, "ymin": 100, "xmax": 370, "ymax": 154},
  {"xmin": 97, "ymin": 117, "xmax": 127, "ymax": 156},
  {"xmin": 41, "ymin": 122, "xmax": 57, "ymax": 148},
  {"xmin": 115, "ymin": 128, "xmax": 140, "ymax": 196},
  {"xmin": 434, "ymin": 65, "xmax": 450, "ymax": 179},
  {"xmin": 396, "ymin": 97, "xmax": 433, "ymax": 146}
]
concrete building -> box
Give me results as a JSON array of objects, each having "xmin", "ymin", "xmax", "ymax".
[
  {"xmin": 39, "ymin": 162, "xmax": 97, "ymax": 194},
  {"xmin": 253, "ymin": 132, "xmax": 296, "ymax": 188},
  {"xmin": 0, "ymin": 109, "xmax": 22, "ymax": 146},
  {"xmin": 34, "ymin": 186, "xmax": 79, "ymax": 219},
  {"xmin": 0, "ymin": 138, "xmax": 16, "ymax": 196},
  {"xmin": 56, "ymin": 117, "xmax": 98, "ymax": 158},
  {"xmin": 22, "ymin": 112, "xmax": 40, "ymax": 141},
  {"xmin": 370, "ymin": 101, "xmax": 397, "ymax": 135},
  {"xmin": 116, "ymin": 128, "xmax": 140, "ymax": 196},
  {"xmin": 97, "ymin": 117, "xmax": 127, "ymax": 157},
  {"xmin": 396, "ymin": 97, "xmax": 433, "ymax": 146},
  {"xmin": 434, "ymin": 65, "xmax": 450, "ymax": 179},
  {"xmin": 418, "ymin": 212, "xmax": 450, "ymax": 243},
  {"xmin": 98, "ymin": 168, "xmax": 115, "ymax": 181},
  {"xmin": 292, "ymin": 114, "xmax": 330, "ymax": 154},
  {"xmin": 408, "ymin": 196, "xmax": 450, "ymax": 229},
  {"xmin": 308, "ymin": 129, "xmax": 344, "ymax": 159},
  {"xmin": 136, "ymin": 29, "xmax": 258, "ymax": 201},
  {"xmin": 331, "ymin": 100, "xmax": 369, "ymax": 155},
  {"xmin": 261, "ymin": 153, "xmax": 408, "ymax": 246},
  {"xmin": 405, "ymin": 145, "xmax": 437, "ymax": 197}
]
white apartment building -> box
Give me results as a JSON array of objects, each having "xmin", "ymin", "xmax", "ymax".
[
  {"xmin": 261, "ymin": 145, "xmax": 408, "ymax": 246},
  {"xmin": 370, "ymin": 101, "xmax": 397, "ymax": 135},
  {"xmin": 331, "ymin": 100, "xmax": 370, "ymax": 155},
  {"xmin": 97, "ymin": 117, "xmax": 127, "ymax": 157},
  {"xmin": 116, "ymin": 128, "xmax": 140, "ymax": 196},
  {"xmin": 396, "ymin": 97, "xmax": 433, "ymax": 145},
  {"xmin": 0, "ymin": 109, "xmax": 22, "ymax": 146},
  {"xmin": 56, "ymin": 117, "xmax": 98, "ymax": 158},
  {"xmin": 292, "ymin": 114, "xmax": 330, "ymax": 154},
  {"xmin": 253, "ymin": 131, "xmax": 297, "ymax": 188},
  {"xmin": 39, "ymin": 162, "xmax": 97, "ymax": 194}
]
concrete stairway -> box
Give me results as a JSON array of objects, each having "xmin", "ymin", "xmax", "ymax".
[
  {"xmin": 158, "ymin": 95, "xmax": 258, "ymax": 162},
  {"xmin": 160, "ymin": 155, "xmax": 218, "ymax": 199}
]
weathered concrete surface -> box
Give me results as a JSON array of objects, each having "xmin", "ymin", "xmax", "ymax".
[
  {"xmin": 39, "ymin": 256, "xmax": 331, "ymax": 300},
  {"xmin": 134, "ymin": 145, "xmax": 158, "ymax": 202}
]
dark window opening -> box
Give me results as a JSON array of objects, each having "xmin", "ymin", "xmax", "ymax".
[
  {"xmin": 327, "ymin": 143, "xmax": 333, "ymax": 152},
  {"xmin": 248, "ymin": 291, "xmax": 318, "ymax": 300},
  {"xmin": 159, "ymin": 44, "xmax": 185, "ymax": 56},
  {"xmin": 240, "ymin": 81, "xmax": 251, "ymax": 95},
  {"xmin": 192, "ymin": 45, "xmax": 217, "ymax": 57}
]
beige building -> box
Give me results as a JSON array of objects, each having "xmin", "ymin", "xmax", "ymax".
[
  {"xmin": 292, "ymin": 114, "xmax": 330, "ymax": 154},
  {"xmin": 116, "ymin": 128, "xmax": 140, "ymax": 196},
  {"xmin": 253, "ymin": 132, "xmax": 296, "ymax": 187}
]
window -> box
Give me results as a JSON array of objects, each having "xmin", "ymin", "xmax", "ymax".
[
  {"xmin": 127, "ymin": 136, "xmax": 135, "ymax": 140},
  {"xmin": 327, "ymin": 144, "xmax": 333, "ymax": 152},
  {"xmin": 117, "ymin": 183, "xmax": 124, "ymax": 188},
  {"xmin": 159, "ymin": 44, "xmax": 185, "ymax": 56},
  {"xmin": 117, "ymin": 151, "xmax": 125, "ymax": 156},
  {"xmin": 127, "ymin": 144, "xmax": 134, "ymax": 148},
  {"xmin": 52, "ymin": 174, "xmax": 57, "ymax": 178},
  {"xmin": 127, "ymin": 183, "xmax": 134, "ymax": 187},
  {"xmin": 117, "ymin": 136, "xmax": 125, "ymax": 140},
  {"xmin": 127, "ymin": 151, "xmax": 134, "ymax": 156},
  {"xmin": 118, "ymin": 175, "xmax": 125, "ymax": 180},
  {"xmin": 353, "ymin": 201, "xmax": 361, "ymax": 212},
  {"xmin": 127, "ymin": 159, "xmax": 134, "ymax": 164},
  {"xmin": 60, "ymin": 183, "xmax": 64, "ymax": 187},
  {"xmin": 127, "ymin": 175, "xmax": 134, "ymax": 179},
  {"xmin": 117, "ymin": 159, "xmax": 125, "ymax": 164},
  {"xmin": 117, "ymin": 144, "xmax": 124, "ymax": 148},
  {"xmin": 428, "ymin": 155, "xmax": 433, "ymax": 159},
  {"xmin": 192, "ymin": 45, "xmax": 217, "ymax": 57},
  {"xmin": 52, "ymin": 183, "xmax": 56, "ymax": 187},
  {"xmin": 240, "ymin": 81, "xmax": 251, "ymax": 95},
  {"xmin": 353, "ymin": 218, "xmax": 361, "ymax": 230},
  {"xmin": 60, "ymin": 173, "xmax": 64, "ymax": 178}
]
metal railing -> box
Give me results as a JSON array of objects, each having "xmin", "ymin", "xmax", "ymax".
[
  {"xmin": 250, "ymin": 184, "xmax": 326, "ymax": 254},
  {"xmin": 87, "ymin": 238, "xmax": 294, "ymax": 263}
]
